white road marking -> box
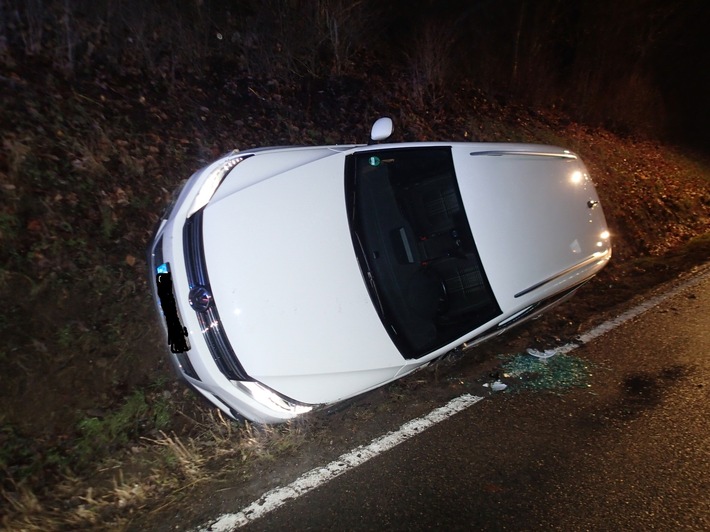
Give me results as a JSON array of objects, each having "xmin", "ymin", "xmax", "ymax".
[
  {"xmin": 200, "ymin": 266, "xmax": 710, "ymax": 531},
  {"xmin": 555, "ymin": 267, "xmax": 710, "ymax": 356},
  {"xmin": 201, "ymin": 394, "xmax": 483, "ymax": 530}
]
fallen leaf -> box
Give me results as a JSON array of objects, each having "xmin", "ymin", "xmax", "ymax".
[{"xmin": 27, "ymin": 219, "xmax": 42, "ymax": 232}]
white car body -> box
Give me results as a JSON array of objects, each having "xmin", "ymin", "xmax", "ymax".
[{"xmin": 149, "ymin": 123, "xmax": 611, "ymax": 423}]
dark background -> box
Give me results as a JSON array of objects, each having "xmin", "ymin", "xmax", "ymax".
[{"xmin": 2, "ymin": 0, "xmax": 708, "ymax": 152}]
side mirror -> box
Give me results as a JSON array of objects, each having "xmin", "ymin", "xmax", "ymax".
[{"xmin": 370, "ymin": 117, "xmax": 393, "ymax": 143}]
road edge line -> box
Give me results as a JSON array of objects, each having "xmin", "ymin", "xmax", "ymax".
[
  {"xmin": 201, "ymin": 394, "xmax": 484, "ymax": 530},
  {"xmin": 557, "ymin": 266, "xmax": 710, "ymax": 355}
]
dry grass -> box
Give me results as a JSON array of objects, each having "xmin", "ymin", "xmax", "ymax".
[
  {"xmin": 0, "ymin": 401, "xmax": 318, "ymax": 530},
  {"xmin": 143, "ymin": 431, "xmax": 205, "ymax": 481}
]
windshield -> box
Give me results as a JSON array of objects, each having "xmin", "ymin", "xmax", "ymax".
[{"xmin": 346, "ymin": 147, "xmax": 501, "ymax": 359}]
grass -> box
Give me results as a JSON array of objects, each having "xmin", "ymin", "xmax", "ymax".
[
  {"xmin": 1, "ymin": 376, "xmax": 315, "ymax": 529},
  {"xmin": 75, "ymin": 392, "xmax": 151, "ymax": 466}
]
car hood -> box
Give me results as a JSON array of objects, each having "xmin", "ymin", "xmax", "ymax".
[
  {"xmin": 200, "ymin": 149, "xmax": 405, "ymax": 403},
  {"xmin": 452, "ymin": 145, "xmax": 611, "ymax": 309}
]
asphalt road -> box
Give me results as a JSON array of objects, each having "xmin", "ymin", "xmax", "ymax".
[{"xmin": 232, "ymin": 272, "xmax": 710, "ymax": 531}]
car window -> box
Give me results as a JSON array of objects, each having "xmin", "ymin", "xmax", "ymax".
[{"xmin": 346, "ymin": 147, "xmax": 501, "ymax": 359}]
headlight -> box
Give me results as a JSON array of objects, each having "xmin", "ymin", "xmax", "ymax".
[
  {"xmin": 186, "ymin": 152, "xmax": 245, "ymax": 217},
  {"xmin": 234, "ymin": 380, "xmax": 314, "ymax": 417}
]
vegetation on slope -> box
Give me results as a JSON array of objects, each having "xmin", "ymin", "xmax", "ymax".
[{"xmin": 1, "ymin": 1, "xmax": 709, "ymax": 528}]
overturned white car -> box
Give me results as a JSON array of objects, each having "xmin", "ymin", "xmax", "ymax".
[{"xmin": 149, "ymin": 118, "xmax": 611, "ymax": 423}]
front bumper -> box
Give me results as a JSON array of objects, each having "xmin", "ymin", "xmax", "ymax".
[{"xmin": 147, "ymin": 158, "xmax": 314, "ymax": 423}]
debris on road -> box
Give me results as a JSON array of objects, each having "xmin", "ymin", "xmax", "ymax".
[
  {"xmin": 498, "ymin": 352, "xmax": 594, "ymax": 392},
  {"xmin": 526, "ymin": 348, "xmax": 559, "ymax": 359},
  {"xmin": 490, "ymin": 380, "xmax": 508, "ymax": 392}
]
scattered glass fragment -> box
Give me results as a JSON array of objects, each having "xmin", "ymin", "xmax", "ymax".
[
  {"xmin": 491, "ymin": 380, "xmax": 508, "ymax": 392},
  {"xmin": 498, "ymin": 352, "xmax": 593, "ymax": 392}
]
